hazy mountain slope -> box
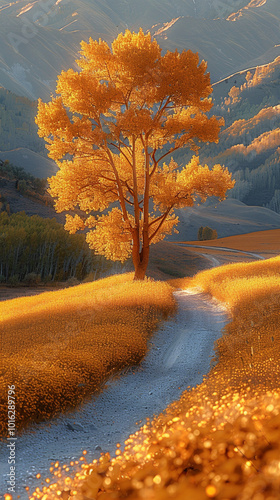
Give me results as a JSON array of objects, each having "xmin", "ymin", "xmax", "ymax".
[
  {"xmin": 154, "ymin": 1, "xmax": 280, "ymax": 82},
  {"xmin": 171, "ymin": 198, "xmax": 280, "ymax": 241},
  {"xmin": 0, "ymin": 148, "xmax": 57, "ymax": 178},
  {"xmin": 175, "ymin": 56, "xmax": 280, "ymax": 212},
  {"xmin": 0, "ymin": 0, "xmax": 278, "ymax": 209},
  {"xmin": 213, "ymin": 58, "xmax": 280, "ymax": 212},
  {"xmin": 0, "ymin": 0, "xmax": 278, "ymax": 99},
  {"xmin": 0, "ymin": 87, "xmax": 46, "ymax": 153}
]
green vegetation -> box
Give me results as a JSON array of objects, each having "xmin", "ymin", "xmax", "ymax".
[
  {"xmin": 0, "ymin": 211, "xmax": 108, "ymax": 284},
  {"xmin": 0, "ymin": 158, "xmax": 46, "ymax": 190},
  {"xmin": 197, "ymin": 226, "xmax": 217, "ymax": 241}
]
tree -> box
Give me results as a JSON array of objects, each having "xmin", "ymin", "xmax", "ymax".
[
  {"xmin": 36, "ymin": 29, "xmax": 234, "ymax": 280},
  {"xmin": 198, "ymin": 226, "xmax": 218, "ymax": 241}
]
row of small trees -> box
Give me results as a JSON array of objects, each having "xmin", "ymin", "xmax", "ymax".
[
  {"xmin": 0, "ymin": 211, "xmax": 109, "ymax": 284},
  {"xmin": 198, "ymin": 226, "xmax": 217, "ymax": 241}
]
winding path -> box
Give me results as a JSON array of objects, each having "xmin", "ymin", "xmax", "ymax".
[
  {"xmin": 0, "ymin": 244, "xmax": 264, "ymax": 498},
  {"xmin": 0, "ymin": 290, "xmax": 228, "ymax": 499},
  {"xmin": 179, "ymin": 243, "xmax": 265, "ymax": 261}
]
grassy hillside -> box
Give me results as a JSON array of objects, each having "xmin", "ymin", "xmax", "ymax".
[
  {"xmin": 28, "ymin": 256, "xmax": 280, "ymax": 500},
  {"xmin": 0, "ymin": 274, "xmax": 175, "ymax": 437},
  {"xmin": 183, "ymin": 228, "xmax": 280, "ymax": 259}
]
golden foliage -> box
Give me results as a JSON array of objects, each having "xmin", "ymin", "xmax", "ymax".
[
  {"xmin": 0, "ymin": 274, "xmax": 175, "ymax": 436},
  {"xmin": 35, "ymin": 29, "xmax": 234, "ymax": 275},
  {"xmin": 230, "ymin": 129, "xmax": 280, "ymax": 156},
  {"xmin": 245, "ymin": 56, "xmax": 280, "ymax": 88},
  {"xmin": 29, "ymin": 257, "xmax": 280, "ymax": 500},
  {"xmin": 191, "ymin": 255, "xmax": 280, "ymax": 307},
  {"xmin": 224, "ymin": 105, "xmax": 280, "ymax": 138}
]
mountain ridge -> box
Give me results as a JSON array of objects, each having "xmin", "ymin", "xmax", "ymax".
[{"xmin": 0, "ymin": 0, "xmax": 279, "ymax": 99}]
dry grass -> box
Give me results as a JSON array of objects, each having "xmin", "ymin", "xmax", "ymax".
[
  {"xmin": 190, "ymin": 255, "xmax": 280, "ymax": 305},
  {"xmin": 26, "ymin": 255, "xmax": 280, "ymax": 500},
  {"xmin": 183, "ymin": 229, "xmax": 280, "ymax": 256},
  {"xmin": 0, "ymin": 273, "xmax": 175, "ymax": 436}
]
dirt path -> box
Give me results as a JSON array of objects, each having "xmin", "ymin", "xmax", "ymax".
[
  {"xmin": 0, "ymin": 290, "xmax": 228, "ymax": 499},
  {"xmin": 179, "ymin": 243, "xmax": 265, "ymax": 260},
  {"xmin": 1, "ymin": 244, "xmax": 263, "ymax": 498}
]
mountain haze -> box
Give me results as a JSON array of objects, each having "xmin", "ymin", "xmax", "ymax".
[
  {"xmin": 0, "ymin": 0, "xmax": 279, "ymax": 99},
  {"xmin": 0, "ymin": 0, "xmax": 279, "ymax": 219}
]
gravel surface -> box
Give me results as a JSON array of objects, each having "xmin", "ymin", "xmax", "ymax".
[{"xmin": 0, "ymin": 289, "xmax": 228, "ymax": 499}]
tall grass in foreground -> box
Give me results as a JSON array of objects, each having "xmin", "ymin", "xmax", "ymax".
[
  {"xmin": 27, "ymin": 256, "xmax": 280, "ymax": 500},
  {"xmin": 191, "ymin": 256, "xmax": 280, "ymax": 391},
  {"xmin": 0, "ymin": 273, "xmax": 175, "ymax": 436}
]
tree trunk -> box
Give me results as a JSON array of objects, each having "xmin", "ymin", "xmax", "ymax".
[
  {"xmin": 133, "ymin": 245, "xmax": 149, "ymax": 281},
  {"xmin": 134, "ymin": 261, "xmax": 148, "ymax": 280}
]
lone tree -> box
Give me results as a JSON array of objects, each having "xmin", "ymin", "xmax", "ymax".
[{"xmin": 36, "ymin": 29, "xmax": 234, "ymax": 280}]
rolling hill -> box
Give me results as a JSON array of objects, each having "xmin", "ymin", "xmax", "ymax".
[{"xmin": 0, "ymin": 148, "xmax": 57, "ymax": 178}]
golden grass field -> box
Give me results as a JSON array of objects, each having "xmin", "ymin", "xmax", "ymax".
[
  {"xmin": 0, "ymin": 273, "xmax": 176, "ymax": 436},
  {"xmin": 24, "ymin": 253, "xmax": 280, "ymax": 500},
  {"xmin": 183, "ymin": 229, "xmax": 280, "ymax": 258}
]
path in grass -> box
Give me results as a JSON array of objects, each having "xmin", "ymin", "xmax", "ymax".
[
  {"xmin": 1, "ymin": 289, "xmax": 228, "ymax": 498},
  {"xmin": 180, "ymin": 243, "xmax": 265, "ymax": 261}
]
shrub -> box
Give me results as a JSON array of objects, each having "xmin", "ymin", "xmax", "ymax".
[
  {"xmin": 23, "ymin": 272, "xmax": 41, "ymax": 285},
  {"xmin": 7, "ymin": 274, "xmax": 20, "ymax": 286},
  {"xmin": 17, "ymin": 179, "xmax": 28, "ymax": 194},
  {"xmin": 198, "ymin": 226, "xmax": 218, "ymax": 241}
]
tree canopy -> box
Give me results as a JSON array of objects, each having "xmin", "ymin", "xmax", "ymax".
[{"xmin": 36, "ymin": 29, "xmax": 234, "ymax": 279}]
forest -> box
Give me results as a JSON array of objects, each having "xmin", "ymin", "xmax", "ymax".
[{"xmin": 0, "ymin": 211, "xmax": 109, "ymax": 284}]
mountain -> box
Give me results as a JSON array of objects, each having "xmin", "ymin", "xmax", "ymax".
[
  {"xmin": 1, "ymin": 52, "xmax": 279, "ymax": 208},
  {"xmin": 0, "ymin": 0, "xmax": 279, "ymax": 213},
  {"xmin": 0, "ymin": 0, "xmax": 279, "ymax": 99},
  {"xmin": 0, "ymin": 86, "xmax": 46, "ymax": 154},
  {"xmin": 172, "ymin": 198, "xmax": 280, "ymax": 241},
  {"xmin": 152, "ymin": 0, "xmax": 280, "ymax": 82},
  {"xmin": 175, "ymin": 56, "xmax": 280, "ymax": 213},
  {"xmin": 0, "ymin": 148, "xmax": 57, "ymax": 178}
]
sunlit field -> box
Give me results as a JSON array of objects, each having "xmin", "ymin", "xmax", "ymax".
[
  {"xmin": 184, "ymin": 229, "xmax": 280, "ymax": 258},
  {"xmin": 26, "ymin": 255, "xmax": 280, "ymax": 500},
  {"xmin": 0, "ymin": 273, "xmax": 175, "ymax": 436}
]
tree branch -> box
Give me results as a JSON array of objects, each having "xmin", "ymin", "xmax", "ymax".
[
  {"xmin": 103, "ymin": 142, "xmax": 131, "ymax": 227},
  {"xmin": 149, "ymin": 206, "xmax": 174, "ymax": 243}
]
